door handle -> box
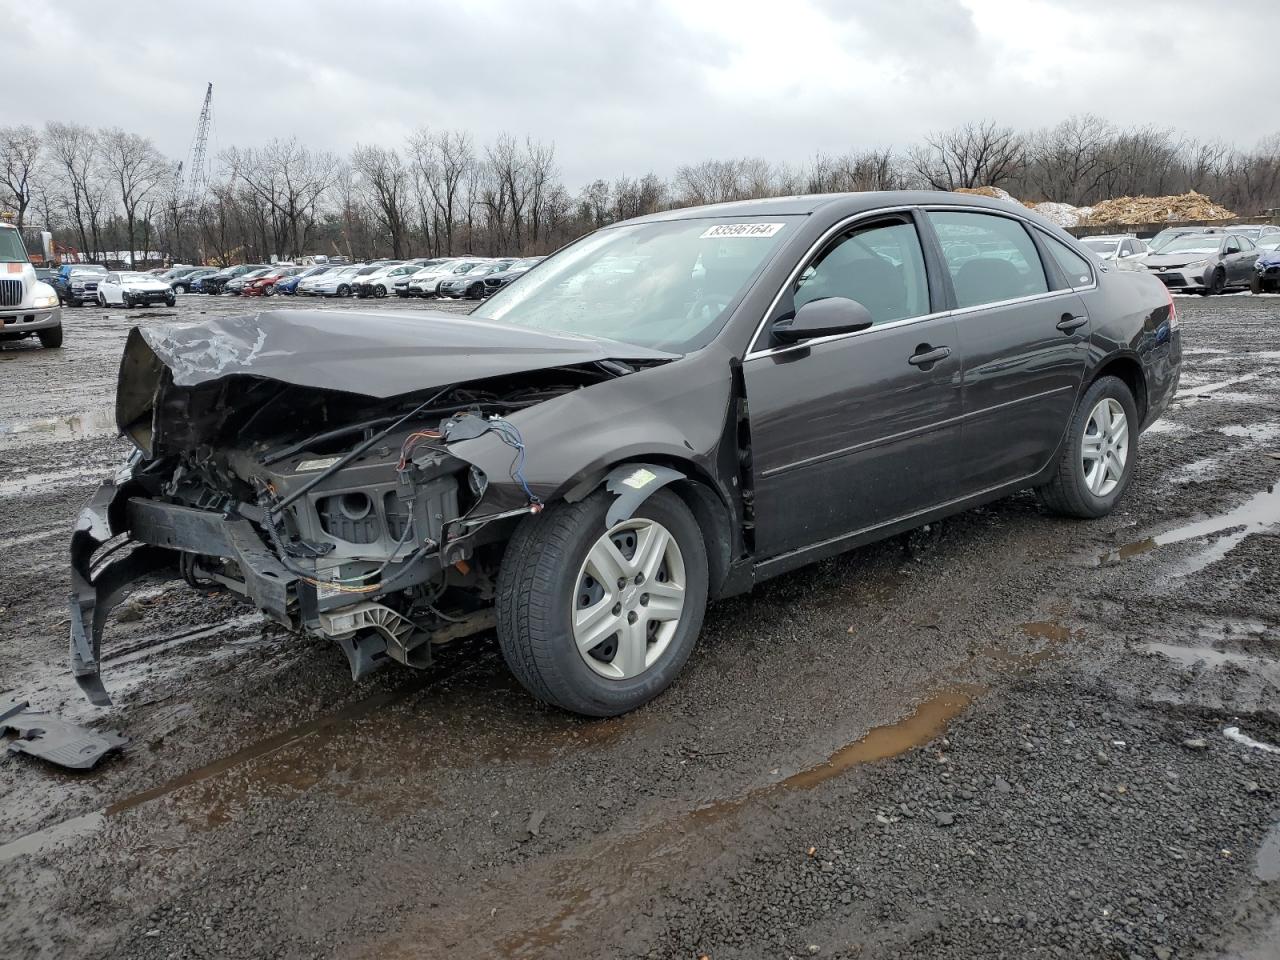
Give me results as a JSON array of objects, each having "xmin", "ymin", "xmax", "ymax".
[
  {"xmin": 908, "ymin": 345, "xmax": 951, "ymax": 367},
  {"xmin": 1056, "ymin": 313, "xmax": 1088, "ymax": 333}
]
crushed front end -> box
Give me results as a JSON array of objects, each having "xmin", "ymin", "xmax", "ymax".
[{"xmin": 69, "ymin": 310, "xmax": 665, "ymax": 705}]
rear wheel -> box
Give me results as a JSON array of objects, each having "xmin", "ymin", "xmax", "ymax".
[
  {"xmin": 496, "ymin": 489, "xmax": 709, "ymax": 717},
  {"xmin": 375, "ymin": 284, "xmax": 387, "ymax": 298},
  {"xmin": 1251, "ymin": 274, "xmax": 1263, "ymax": 295},
  {"xmin": 1037, "ymin": 376, "xmax": 1138, "ymax": 519},
  {"xmin": 337, "ymin": 284, "xmax": 351, "ymax": 298},
  {"xmin": 97, "ymin": 293, "xmax": 106, "ymax": 307},
  {"xmin": 38, "ymin": 324, "xmax": 63, "ymax": 349},
  {"xmin": 165, "ymin": 294, "xmax": 176, "ymax": 307},
  {"xmin": 466, "ymin": 283, "xmax": 484, "ymax": 300}
]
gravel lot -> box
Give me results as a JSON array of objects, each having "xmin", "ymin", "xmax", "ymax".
[{"xmin": 2, "ymin": 292, "xmax": 1279, "ymax": 960}]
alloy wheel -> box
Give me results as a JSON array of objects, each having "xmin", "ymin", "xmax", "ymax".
[
  {"xmin": 1081, "ymin": 397, "xmax": 1128, "ymax": 497},
  {"xmin": 572, "ymin": 518, "xmax": 686, "ymax": 680}
]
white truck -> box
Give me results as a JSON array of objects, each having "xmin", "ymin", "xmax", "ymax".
[{"xmin": 0, "ymin": 221, "xmax": 63, "ymax": 349}]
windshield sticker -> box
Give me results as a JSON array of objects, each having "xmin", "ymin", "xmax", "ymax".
[{"xmin": 699, "ymin": 222, "xmax": 786, "ymax": 240}]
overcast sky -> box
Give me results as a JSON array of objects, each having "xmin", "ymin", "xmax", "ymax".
[{"xmin": 8, "ymin": 0, "xmax": 1278, "ymax": 187}]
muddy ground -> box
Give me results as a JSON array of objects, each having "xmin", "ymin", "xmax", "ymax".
[{"xmin": 1, "ymin": 292, "xmax": 1279, "ymax": 960}]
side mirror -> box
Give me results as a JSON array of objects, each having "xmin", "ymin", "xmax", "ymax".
[{"xmin": 772, "ymin": 297, "xmax": 874, "ymax": 345}]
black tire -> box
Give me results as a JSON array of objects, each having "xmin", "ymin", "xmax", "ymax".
[
  {"xmin": 97, "ymin": 293, "xmax": 106, "ymax": 307},
  {"xmin": 1250, "ymin": 273, "xmax": 1263, "ymax": 295},
  {"xmin": 174, "ymin": 283, "xmax": 187, "ymax": 294},
  {"xmin": 466, "ymin": 283, "xmax": 484, "ymax": 300},
  {"xmin": 337, "ymin": 284, "xmax": 351, "ymax": 298},
  {"xmin": 123, "ymin": 296, "xmax": 134, "ymax": 309},
  {"xmin": 165, "ymin": 295, "xmax": 176, "ymax": 307},
  {"xmin": 1200, "ymin": 268, "xmax": 1225, "ymax": 296},
  {"xmin": 1037, "ymin": 375, "xmax": 1139, "ymax": 519},
  {"xmin": 38, "ymin": 324, "xmax": 63, "ymax": 349},
  {"xmin": 263, "ymin": 284, "xmax": 276, "ymax": 297},
  {"xmin": 375, "ymin": 284, "xmax": 387, "ymax": 298},
  {"xmin": 496, "ymin": 488, "xmax": 709, "ymax": 717}
]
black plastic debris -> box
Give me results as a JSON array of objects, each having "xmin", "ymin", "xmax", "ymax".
[{"xmin": 1, "ymin": 699, "xmax": 127, "ymax": 770}]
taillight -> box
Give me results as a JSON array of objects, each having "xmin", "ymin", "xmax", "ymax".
[{"xmin": 1166, "ymin": 288, "xmax": 1178, "ymax": 330}]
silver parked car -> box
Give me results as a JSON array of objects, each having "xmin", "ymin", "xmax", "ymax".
[
  {"xmin": 1142, "ymin": 232, "xmax": 1259, "ymax": 295},
  {"xmin": 1080, "ymin": 235, "xmax": 1149, "ymax": 271}
]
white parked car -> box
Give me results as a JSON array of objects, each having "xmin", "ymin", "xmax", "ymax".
[
  {"xmin": 307, "ymin": 265, "xmax": 363, "ymax": 298},
  {"xmin": 354, "ymin": 263, "xmax": 421, "ymax": 299},
  {"xmin": 407, "ymin": 258, "xmax": 487, "ymax": 297},
  {"xmin": 96, "ymin": 271, "xmax": 177, "ymax": 308},
  {"xmin": 1080, "ymin": 235, "xmax": 1149, "ymax": 272}
]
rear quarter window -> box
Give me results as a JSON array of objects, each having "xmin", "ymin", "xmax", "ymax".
[{"xmin": 1042, "ymin": 234, "xmax": 1095, "ymax": 287}]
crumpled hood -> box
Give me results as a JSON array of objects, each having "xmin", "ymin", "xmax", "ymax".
[{"xmin": 116, "ymin": 309, "xmax": 676, "ymax": 454}]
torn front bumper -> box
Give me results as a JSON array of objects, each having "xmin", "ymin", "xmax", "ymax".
[{"xmin": 69, "ymin": 479, "xmax": 298, "ymax": 707}]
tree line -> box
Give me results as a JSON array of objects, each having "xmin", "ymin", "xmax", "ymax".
[{"xmin": 1, "ymin": 115, "xmax": 1278, "ymax": 265}]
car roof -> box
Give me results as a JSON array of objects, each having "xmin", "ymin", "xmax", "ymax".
[{"xmin": 618, "ymin": 190, "xmax": 1056, "ymax": 227}]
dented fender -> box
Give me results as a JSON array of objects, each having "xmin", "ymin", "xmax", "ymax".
[{"xmin": 602, "ymin": 463, "xmax": 686, "ymax": 527}]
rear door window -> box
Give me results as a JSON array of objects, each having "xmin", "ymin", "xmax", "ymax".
[
  {"xmin": 928, "ymin": 211, "xmax": 1049, "ymax": 308},
  {"xmin": 791, "ymin": 219, "xmax": 931, "ymax": 327}
]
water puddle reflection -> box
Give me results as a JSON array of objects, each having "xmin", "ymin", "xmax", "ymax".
[{"xmin": 1095, "ymin": 485, "xmax": 1280, "ymax": 571}]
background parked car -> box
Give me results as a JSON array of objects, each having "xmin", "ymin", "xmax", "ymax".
[
  {"xmin": 1225, "ymin": 224, "xmax": 1280, "ymax": 245},
  {"xmin": 1080, "ymin": 235, "xmax": 1149, "ymax": 271},
  {"xmin": 438, "ymin": 259, "xmax": 517, "ymax": 299},
  {"xmin": 203, "ymin": 264, "xmax": 268, "ymax": 295},
  {"xmin": 243, "ymin": 266, "xmax": 302, "ymax": 297},
  {"xmin": 480, "ymin": 256, "xmax": 544, "ymax": 297},
  {"xmin": 96, "ymin": 271, "xmax": 177, "ymax": 308},
  {"xmin": 1252, "ymin": 236, "xmax": 1280, "ymax": 293},
  {"xmin": 355, "ymin": 263, "xmax": 423, "ymax": 299},
  {"xmin": 173, "ymin": 267, "xmax": 218, "ymax": 293},
  {"xmin": 58, "ymin": 265, "xmax": 108, "ymax": 306},
  {"xmin": 1147, "ymin": 225, "xmax": 1224, "ymax": 253},
  {"xmin": 277, "ymin": 265, "xmax": 332, "ymax": 295},
  {"xmin": 1143, "ymin": 232, "xmax": 1259, "ymax": 295},
  {"xmin": 409, "ymin": 258, "xmax": 488, "ymax": 297},
  {"xmin": 306, "ymin": 265, "xmax": 364, "ymax": 297},
  {"xmin": 394, "ymin": 258, "xmax": 452, "ymax": 297},
  {"xmin": 224, "ymin": 268, "xmax": 275, "ymax": 295}
]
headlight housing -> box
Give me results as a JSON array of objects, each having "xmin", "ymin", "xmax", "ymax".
[
  {"xmin": 33, "ymin": 293, "xmax": 58, "ymax": 308},
  {"xmin": 1184, "ymin": 259, "xmax": 1209, "ymax": 272}
]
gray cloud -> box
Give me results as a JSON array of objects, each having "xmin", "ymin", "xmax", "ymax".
[{"xmin": 6, "ymin": 0, "xmax": 1279, "ymax": 187}]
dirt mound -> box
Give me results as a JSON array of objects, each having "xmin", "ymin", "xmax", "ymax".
[
  {"xmin": 1084, "ymin": 191, "xmax": 1235, "ymax": 225},
  {"xmin": 1032, "ymin": 201, "xmax": 1095, "ymax": 228},
  {"xmin": 953, "ymin": 186, "xmax": 1022, "ymax": 205}
]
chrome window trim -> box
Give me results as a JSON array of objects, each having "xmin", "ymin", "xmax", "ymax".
[{"xmin": 743, "ymin": 203, "xmax": 1098, "ymax": 361}]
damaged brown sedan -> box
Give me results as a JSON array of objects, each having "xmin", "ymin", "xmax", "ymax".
[{"xmin": 71, "ymin": 192, "xmax": 1181, "ymax": 716}]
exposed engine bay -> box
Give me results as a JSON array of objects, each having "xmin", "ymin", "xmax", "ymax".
[{"xmin": 70, "ymin": 310, "xmax": 687, "ymax": 705}]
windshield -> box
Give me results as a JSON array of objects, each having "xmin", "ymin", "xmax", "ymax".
[
  {"xmin": 464, "ymin": 264, "xmax": 491, "ymax": 276},
  {"xmin": 474, "ymin": 217, "xmax": 795, "ymax": 351},
  {"xmin": 121, "ymin": 272, "xmax": 152, "ymax": 281},
  {"xmin": 0, "ymin": 228, "xmax": 28, "ymax": 263},
  {"xmin": 1082, "ymin": 239, "xmax": 1120, "ymax": 255},
  {"xmin": 1226, "ymin": 227, "xmax": 1260, "ymax": 239},
  {"xmin": 1159, "ymin": 236, "xmax": 1220, "ymax": 256}
]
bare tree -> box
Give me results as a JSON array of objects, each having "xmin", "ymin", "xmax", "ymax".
[
  {"xmin": 908, "ymin": 120, "xmax": 1025, "ymax": 190},
  {"xmin": 1023, "ymin": 115, "xmax": 1116, "ymax": 205},
  {"xmin": 225, "ymin": 139, "xmax": 338, "ymax": 258},
  {"xmin": 0, "ymin": 125, "xmax": 42, "ymax": 231},
  {"xmin": 99, "ymin": 128, "xmax": 169, "ymax": 265},
  {"xmin": 409, "ymin": 128, "xmax": 474, "ymax": 256},
  {"xmin": 352, "ymin": 144, "xmax": 411, "ymax": 257}
]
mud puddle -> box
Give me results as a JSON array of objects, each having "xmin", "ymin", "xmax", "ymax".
[
  {"xmin": 1141, "ymin": 642, "xmax": 1272, "ymax": 670},
  {"xmin": 0, "ymin": 649, "xmax": 638, "ymax": 861},
  {"xmin": 392, "ymin": 620, "xmax": 1074, "ymax": 959},
  {"xmin": 0, "ymin": 409, "xmax": 117, "ymax": 444},
  {"xmin": 1219, "ymin": 423, "xmax": 1280, "ymax": 444},
  {"xmin": 1257, "ymin": 821, "xmax": 1280, "ymax": 883},
  {"xmin": 1094, "ymin": 484, "xmax": 1280, "ymax": 571},
  {"xmin": 1175, "ymin": 374, "xmax": 1260, "ymax": 400},
  {"xmin": 0, "ymin": 466, "xmax": 105, "ymax": 497}
]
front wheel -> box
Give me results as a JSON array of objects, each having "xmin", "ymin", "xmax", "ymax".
[
  {"xmin": 1200, "ymin": 268, "xmax": 1226, "ymax": 296},
  {"xmin": 38, "ymin": 324, "xmax": 63, "ymax": 349},
  {"xmin": 466, "ymin": 283, "xmax": 485, "ymax": 300},
  {"xmin": 1037, "ymin": 376, "xmax": 1139, "ymax": 519},
  {"xmin": 174, "ymin": 283, "xmax": 187, "ymax": 294},
  {"xmin": 375, "ymin": 284, "xmax": 387, "ymax": 298},
  {"xmin": 97, "ymin": 293, "xmax": 106, "ymax": 307},
  {"xmin": 263, "ymin": 284, "xmax": 276, "ymax": 297},
  {"xmin": 496, "ymin": 489, "xmax": 709, "ymax": 717},
  {"xmin": 337, "ymin": 284, "xmax": 350, "ymax": 298},
  {"xmin": 165, "ymin": 294, "xmax": 176, "ymax": 307}
]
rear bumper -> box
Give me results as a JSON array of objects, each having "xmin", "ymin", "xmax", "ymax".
[{"xmin": 0, "ymin": 305, "xmax": 61, "ymax": 333}]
